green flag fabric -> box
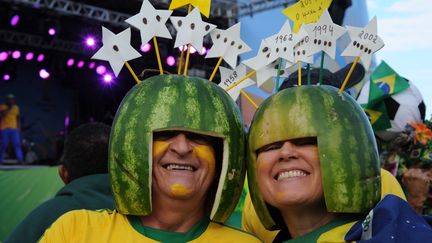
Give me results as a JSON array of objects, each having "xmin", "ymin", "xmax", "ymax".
[
  {"xmin": 363, "ymin": 102, "xmax": 392, "ymax": 131},
  {"xmin": 367, "ymin": 61, "xmax": 409, "ymax": 108},
  {"xmin": 0, "ymin": 167, "xmax": 63, "ymax": 241}
]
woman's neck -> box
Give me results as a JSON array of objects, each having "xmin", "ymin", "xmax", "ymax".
[{"xmin": 280, "ymin": 203, "xmax": 338, "ymax": 238}]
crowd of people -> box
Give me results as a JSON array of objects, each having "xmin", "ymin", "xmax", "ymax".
[{"xmin": 2, "ymin": 70, "xmax": 432, "ymax": 242}]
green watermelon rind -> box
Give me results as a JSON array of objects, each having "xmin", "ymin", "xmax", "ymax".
[{"xmin": 247, "ymin": 85, "xmax": 381, "ymax": 230}]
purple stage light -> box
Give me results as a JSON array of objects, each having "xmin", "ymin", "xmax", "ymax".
[
  {"xmin": 103, "ymin": 74, "xmax": 113, "ymax": 83},
  {"xmin": 96, "ymin": 65, "xmax": 107, "ymax": 75},
  {"xmin": 10, "ymin": 15, "xmax": 19, "ymax": 26},
  {"xmin": 88, "ymin": 62, "xmax": 96, "ymax": 69},
  {"xmin": 39, "ymin": 69, "xmax": 50, "ymax": 79},
  {"xmin": 25, "ymin": 52, "xmax": 34, "ymax": 60},
  {"xmin": 86, "ymin": 37, "xmax": 95, "ymax": 47},
  {"xmin": 189, "ymin": 46, "xmax": 197, "ymax": 54},
  {"xmin": 77, "ymin": 60, "xmax": 85, "ymax": 68},
  {"xmin": 12, "ymin": 50, "xmax": 21, "ymax": 59},
  {"xmin": 178, "ymin": 45, "xmax": 186, "ymax": 52},
  {"xmin": 200, "ymin": 47, "xmax": 207, "ymax": 55},
  {"xmin": 3, "ymin": 74, "xmax": 11, "ymax": 81},
  {"xmin": 48, "ymin": 28, "xmax": 56, "ymax": 36},
  {"xmin": 66, "ymin": 58, "xmax": 75, "ymax": 66},
  {"xmin": 0, "ymin": 52, "xmax": 8, "ymax": 62},
  {"xmin": 166, "ymin": 56, "xmax": 176, "ymax": 67},
  {"xmin": 37, "ymin": 54, "xmax": 45, "ymax": 62},
  {"xmin": 140, "ymin": 43, "xmax": 151, "ymax": 53}
]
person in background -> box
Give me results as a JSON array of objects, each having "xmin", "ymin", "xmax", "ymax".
[
  {"xmin": 0, "ymin": 94, "xmax": 23, "ymax": 164},
  {"xmin": 5, "ymin": 122, "xmax": 115, "ymax": 243}
]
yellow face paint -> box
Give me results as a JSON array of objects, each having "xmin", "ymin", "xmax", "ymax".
[
  {"xmin": 153, "ymin": 141, "xmax": 170, "ymax": 159},
  {"xmin": 193, "ymin": 144, "xmax": 216, "ymax": 174},
  {"xmin": 276, "ymin": 191, "xmax": 286, "ymax": 200},
  {"xmin": 170, "ymin": 183, "xmax": 192, "ymax": 197}
]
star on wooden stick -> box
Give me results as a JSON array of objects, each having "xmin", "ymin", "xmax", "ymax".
[
  {"xmin": 219, "ymin": 64, "xmax": 255, "ymax": 100},
  {"xmin": 170, "ymin": 7, "xmax": 216, "ymax": 51},
  {"xmin": 125, "ymin": 0, "xmax": 173, "ymax": 45},
  {"xmin": 206, "ymin": 23, "xmax": 251, "ymax": 69},
  {"xmin": 304, "ymin": 10, "xmax": 346, "ymax": 59},
  {"xmin": 341, "ymin": 17, "xmax": 385, "ymax": 70},
  {"xmin": 282, "ymin": 0, "xmax": 332, "ymax": 33},
  {"xmin": 91, "ymin": 27, "xmax": 141, "ymax": 77},
  {"xmin": 169, "ymin": 0, "xmax": 212, "ymax": 18}
]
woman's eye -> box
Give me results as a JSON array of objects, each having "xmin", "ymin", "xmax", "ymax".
[
  {"xmin": 257, "ymin": 143, "xmax": 283, "ymax": 154},
  {"xmin": 293, "ymin": 137, "xmax": 317, "ymax": 146}
]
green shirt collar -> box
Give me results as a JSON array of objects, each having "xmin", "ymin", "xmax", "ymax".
[{"xmin": 128, "ymin": 215, "xmax": 210, "ymax": 242}]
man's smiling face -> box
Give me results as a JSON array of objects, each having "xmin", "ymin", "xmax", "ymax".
[{"xmin": 152, "ymin": 131, "xmax": 216, "ymax": 200}]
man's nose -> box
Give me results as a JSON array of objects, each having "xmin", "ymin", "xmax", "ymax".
[{"xmin": 169, "ymin": 133, "xmax": 193, "ymax": 155}]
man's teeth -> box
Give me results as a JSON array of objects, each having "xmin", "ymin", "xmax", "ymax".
[
  {"xmin": 166, "ymin": 164, "xmax": 194, "ymax": 171},
  {"xmin": 277, "ymin": 170, "xmax": 307, "ymax": 180}
]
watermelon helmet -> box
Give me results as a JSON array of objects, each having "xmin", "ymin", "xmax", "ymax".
[
  {"xmin": 109, "ymin": 75, "xmax": 245, "ymax": 223},
  {"xmin": 247, "ymin": 85, "xmax": 381, "ymax": 230}
]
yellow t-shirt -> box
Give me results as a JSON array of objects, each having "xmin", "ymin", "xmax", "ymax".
[
  {"xmin": 40, "ymin": 209, "xmax": 261, "ymax": 243},
  {"xmin": 0, "ymin": 104, "xmax": 19, "ymax": 129},
  {"xmin": 241, "ymin": 169, "xmax": 406, "ymax": 242}
]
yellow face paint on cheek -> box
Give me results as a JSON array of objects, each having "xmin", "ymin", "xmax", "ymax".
[
  {"xmin": 170, "ymin": 183, "xmax": 192, "ymax": 196},
  {"xmin": 276, "ymin": 191, "xmax": 286, "ymax": 200},
  {"xmin": 153, "ymin": 141, "xmax": 170, "ymax": 159},
  {"xmin": 193, "ymin": 145, "xmax": 216, "ymax": 174}
]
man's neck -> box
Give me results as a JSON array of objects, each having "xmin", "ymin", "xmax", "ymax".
[
  {"xmin": 140, "ymin": 195, "xmax": 207, "ymax": 232},
  {"xmin": 280, "ymin": 203, "xmax": 338, "ymax": 238}
]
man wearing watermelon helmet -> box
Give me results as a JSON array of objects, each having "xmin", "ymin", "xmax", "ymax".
[
  {"xmin": 39, "ymin": 75, "xmax": 260, "ymax": 242},
  {"xmin": 244, "ymin": 84, "xmax": 432, "ymax": 242}
]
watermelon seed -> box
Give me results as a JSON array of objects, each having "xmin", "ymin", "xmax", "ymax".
[
  {"xmin": 216, "ymin": 34, "xmax": 221, "ymax": 39},
  {"xmin": 262, "ymin": 47, "xmax": 269, "ymax": 53},
  {"xmin": 156, "ymin": 15, "xmax": 161, "ymax": 22},
  {"xmin": 190, "ymin": 23, "xmax": 195, "ymax": 30},
  {"xmin": 178, "ymin": 20, "xmax": 182, "ymax": 27},
  {"xmin": 113, "ymin": 45, "xmax": 119, "ymax": 52},
  {"xmin": 205, "ymin": 25, "xmax": 210, "ymax": 31},
  {"xmin": 142, "ymin": 18, "xmax": 147, "ymax": 25},
  {"xmin": 238, "ymin": 45, "xmax": 242, "ymax": 49}
]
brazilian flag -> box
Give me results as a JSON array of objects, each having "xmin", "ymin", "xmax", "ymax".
[
  {"xmin": 363, "ymin": 102, "xmax": 391, "ymax": 131},
  {"xmin": 366, "ymin": 61, "xmax": 409, "ymax": 108}
]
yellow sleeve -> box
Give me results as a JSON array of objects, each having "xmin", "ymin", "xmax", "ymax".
[
  {"xmin": 380, "ymin": 168, "xmax": 406, "ymax": 200},
  {"xmin": 39, "ymin": 211, "xmax": 78, "ymax": 243},
  {"xmin": 241, "ymin": 193, "xmax": 278, "ymax": 243}
]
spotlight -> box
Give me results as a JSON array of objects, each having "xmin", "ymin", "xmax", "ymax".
[
  {"xmin": 178, "ymin": 45, "xmax": 187, "ymax": 52},
  {"xmin": 189, "ymin": 46, "xmax": 197, "ymax": 54},
  {"xmin": 88, "ymin": 62, "xmax": 96, "ymax": 69},
  {"xmin": 39, "ymin": 69, "xmax": 50, "ymax": 79},
  {"xmin": 85, "ymin": 37, "xmax": 96, "ymax": 47},
  {"xmin": 25, "ymin": 52, "xmax": 34, "ymax": 61},
  {"xmin": 3, "ymin": 74, "xmax": 11, "ymax": 81},
  {"xmin": 166, "ymin": 56, "xmax": 176, "ymax": 67},
  {"xmin": 12, "ymin": 50, "xmax": 21, "ymax": 59},
  {"xmin": 37, "ymin": 54, "xmax": 45, "ymax": 62},
  {"xmin": 103, "ymin": 74, "xmax": 113, "ymax": 83},
  {"xmin": 200, "ymin": 47, "xmax": 207, "ymax": 55},
  {"xmin": 10, "ymin": 15, "xmax": 19, "ymax": 27},
  {"xmin": 66, "ymin": 58, "xmax": 75, "ymax": 66},
  {"xmin": 77, "ymin": 61, "xmax": 85, "ymax": 68},
  {"xmin": 140, "ymin": 43, "xmax": 151, "ymax": 53},
  {"xmin": 96, "ymin": 65, "xmax": 106, "ymax": 75},
  {"xmin": 0, "ymin": 52, "xmax": 8, "ymax": 62},
  {"xmin": 48, "ymin": 28, "xmax": 56, "ymax": 36}
]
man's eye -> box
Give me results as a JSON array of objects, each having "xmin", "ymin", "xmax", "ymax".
[
  {"xmin": 186, "ymin": 133, "xmax": 212, "ymax": 145},
  {"xmin": 153, "ymin": 131, "xmax": 177, "ymax": 141}
]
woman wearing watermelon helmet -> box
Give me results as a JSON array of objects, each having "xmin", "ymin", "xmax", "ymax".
[
  {"xmin": 245, "ymin": 84, "xmax": 432, "ymax": 242},
  {"xmin": 39, "ymin": 75, "xmax": 260, "ymax": 242}
]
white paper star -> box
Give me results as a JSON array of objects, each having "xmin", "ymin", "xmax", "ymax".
[
  {"xmin": 341, "ymin": 16, "xmax": 384, "ymax": 70},
  {"xmin": 242, "ymin": 39, "xmax": 273, "ymax": 71},
  {"xmin": 304, "ymin": 10, "xmax": 346, "ymax": 59},
  {"xmin": 218, "ymin": 64, "xmax": 255, "ymax": 100},
  {"xmin": 170, "ymin": 8, "xmax": 216, "ymax": 51},
  {"xmin": 91, "ymin": 27, "xmax": 141, "ymax": 77},
  {"xmin": 206, "ymin": 23, "xmax": 251, "ymax": 69},
  {"xmin": 265, "ymin": 20, "xmax": 298, "ymax": 65},
  {"xmin": 293, "ymin": 27, "xmax": 314, "ymax": 64},
  {"xmin": 252, "ymin": 60, "xmax": 289, "ymax": 87},
  {"xmin": 125, "ymin": 0, "xmax": 173, "ymax": 45}
]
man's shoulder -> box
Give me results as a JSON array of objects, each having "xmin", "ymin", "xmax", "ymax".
[{"xmin": 202, "ymin": 222, "xmax": 262, "ymax": 242}]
